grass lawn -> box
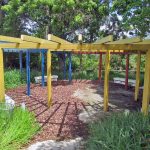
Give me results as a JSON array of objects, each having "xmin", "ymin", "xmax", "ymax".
[
  {"xmin": 86, "ymin": 112, "xmax": 150, "ymax": 150},
  {"xmin": 0, "ymin": 107, "xmax": 39, "ymax": 150}
]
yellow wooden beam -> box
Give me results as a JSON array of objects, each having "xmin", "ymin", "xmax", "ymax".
[
  {"xmin": 21, "ymin": 35, "xmax": 58, "ymax": 45},
  {"xmin": 0, "ymin": 42, "xmax": 40, "ymax": 49},
  {"xmin": 0, "ymin": 48, "xmax": 5, "ymax": 101},
  {"xmin": 48, "ymin": 34, "xmax": 72, "ymax": 44},
  {"xmin": 135, "ymin": 39, "xmax": 150, "ymax": 45},
  {"xmin": 94, "ymin": 35, "xmax": 113, "ymax": 44},
  {"xmin": 134, "ymin": 53, "xmax": 141, "ymax": 101},
  {"xmin": 0, "ymin": 42, "xmax": 149, "ymax": 51},
  {"xmin": 142, "ymin": 50, "xmax": 150, "ymax": 115},
  {"xmin": 0, "ymin": 35, "xmax": 22, "ymax": 43},
  {"xmin": 0, "ymin": 34, "xmax": 149, "ymax": 51},
  {"xmin": 18, "ymin": 42, "xmax": 40, "ymax": 49},
  {"xmin": 67, "ymin": 44, "xmax": 148, "ymax": 51},
  {"xmin": 47, "ymin": 49, "xmax": 52, "ymax": 107},
  {"xmin": 78, "ymin": 44, "xmax": 149, "ymax": 51},
  {"xmin": 39, "ymin": 43, "xmax": 149, "ymax": 51},
  {"xmin": 107, "ymin": 37, "xmax": 142, "ymax": 44},
  {"xmin": 104, "ymin": 51, "xmax": 110, "ymax": 112},
  {"xmin": 0, "ymin": 43, "xmax": 18, "ymax": 48}
]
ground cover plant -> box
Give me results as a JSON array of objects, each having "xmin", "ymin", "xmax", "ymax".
[
  {"xmin": 0, "ymin": 107, "xmax": 39, "ymax": 150},
  {"xmin": 86, "ymin": 112, "xmax": 150, "ymax": 150}
]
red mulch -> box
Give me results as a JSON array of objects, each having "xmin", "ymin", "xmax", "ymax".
[
  {"xmin": 6, "ymin": 80, "xmax": 142, "ymax": 144},
  {"xmin": 6, "ymin": 80, "xmax": 96, "ymax": 143}
]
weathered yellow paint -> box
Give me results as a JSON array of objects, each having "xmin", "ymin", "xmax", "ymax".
[
  {"xmin": 0, "ymin": 42, "xmax": 39, "ymax": 49},
  {"xmin": 0, "ymin": 35, "xmax": 22, "ymax": 43},
  {"xmin": 0, "ymin": 41, "xmax": 150, "ymax": 52},
  {"xmin": 48, "ymin": 34, "xmax": 72, "ymax": 44},
  {"xmin": 108, "ymin": 37, "xmax": 141, "ymax": 44},
  {"xmin": 19, "ymin": 43, "xmax": 41, "ymax": 49},
  {"xmin": 94, "ymin": 35, "xmax": 113, "ymax": 44},
  {"xmin": 0, "ymin": 44, "xmax": 147, "ymax": 51},
  {"xmin": 0, "ymin": 48, "xmax": 5, "ymax": 101},
  {"xmin": 142, "ymin": 50, "xmax": 150, "ymax": 115},
  {"xmin": 40, "ymin": 43, "xmax": 149, "ymax": 51},
  {"xmin": 136, "ymin": 40, "xmax": 150, "ymax": 44},
  {"xmin": 0, "ymin": 43, "xmax": 18, "ymax": 48},
  {"xmin": 104, "ymin": 51, "xmax": 111, "ymax": 112},
  {"xmin": 40, "ymin": 43, "xmax": 128, "ymax": 52},
  {"xmin": 21, "ymin": 35, "xmax": 57, "ymax": 45},
  {"xmin": 47, "ymin": 50, "xmax": 52, "ymax": 107},
  {"xmin": 135, "ymin": 53, "xmax": 141, "ymax": 101}
]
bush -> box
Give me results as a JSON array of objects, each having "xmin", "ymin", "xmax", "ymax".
[
  {"xmin": 5, "ymin": 69, "xmax": 26, "ymax": 89},
  {"xmin": 0, "ymin": 107, "xmax": 39, "ymax": 150},
  {"xmin": 86, "ymin": 112, "xmax": 150, "ymax": 150},
  {"xmin": 4, "ymin": 69, "xmax": 42, "ymax": 89}
]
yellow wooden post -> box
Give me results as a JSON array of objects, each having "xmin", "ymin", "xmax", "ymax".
[
  {"xmin": 142, "ymin": 50, "xmax": 150, "ymax": 115},
  {"xmin": 134, "ymin": 53, "xmax": 141, "ymax": 101},
  {"xmin": 47, "ymin": 49, "xmax": 52, "ymax": 107},
  {"xmin": 104, "ymin": 51, "xmax": 110, "ymax": 111},
  {"xmin": 0, "ymin": 48, "xmax": 5, "ymax": 101}
]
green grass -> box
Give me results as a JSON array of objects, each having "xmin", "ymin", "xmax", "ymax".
[
  {"xmin": 86, "ymin": 112, "xmax": 150, "ymax": 150},
  {"xmin": 0, "ymin": 107, "xmax": 39, "ymax": 150}
]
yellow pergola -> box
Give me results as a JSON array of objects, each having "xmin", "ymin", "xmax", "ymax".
[{"xmin": 0, "ymin": 34, "xmax": 150, "ymax": 115}]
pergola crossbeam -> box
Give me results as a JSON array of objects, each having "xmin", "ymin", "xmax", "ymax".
[
  {"xmin": 0, "ymin": 43, "xmax": 18, "ymax": 48},
  {"xmin": 94, "ymin": 35, "xmax": 113, "ymax": 44},
  {"xmin": 135, "ymin": 39, "xmax": 150, "ymax": 44},
  {"xmin": 21, "ymin": 35, "xmax": 58, "ymax": 45},
  {"xmin": 107, "ymin": 37, "xmax": 142, "ymax": 44},
  {"xmin": 48, "ymin": 34, "xmax": 72, "ymax": 44},
  {"xmin": 0, "ymin": 43, "xmax": 149, "ymax": 51},
  {"xmin": 0, "ymin": 35, "xmax": 22, "ymax": 43}
]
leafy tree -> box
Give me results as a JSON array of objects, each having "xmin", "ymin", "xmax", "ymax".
[
  {"xmin": 0, "ymin": 0, "xmax": 149, "ymax": 76},
  {"xmin": 112, "ymin": 0, "xmax": 150, "ymax": 38}
]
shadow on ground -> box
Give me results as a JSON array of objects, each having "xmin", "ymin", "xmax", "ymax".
[{"xmin": 6, "ymin": 80, "xmax": 142, "ymax": 143}]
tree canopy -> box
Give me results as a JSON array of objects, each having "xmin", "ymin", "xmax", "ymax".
[{"xmin": 0, "ymin": 0, "xmax": 149, "ymax": 41}]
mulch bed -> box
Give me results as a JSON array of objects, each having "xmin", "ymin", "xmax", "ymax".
[
  {"xmin": 6, "ymin": 80, "xmax": 95, "ymax": 143},
  {"xmin": 6, "ymin": 80, "xmax": 142, "ymax": 144}
]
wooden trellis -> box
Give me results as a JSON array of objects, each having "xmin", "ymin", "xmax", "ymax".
[{"xmin": 0, "ymin": 34, "xmax": 150, "ymax": 115}]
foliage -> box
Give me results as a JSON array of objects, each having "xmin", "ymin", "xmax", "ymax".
[
  {"xmin": 0, "ymin": 0, "xmax": 109, "ymax": 41},
  {"xmin": 86, "ymin": 112, "xmax": 150, "ymax": 150},
  {"xmin": 2, "ymin": 0, "xmax": 149, "ymax": 39},
  {"xmin": 112, "ymin": 0, "xmax": 150, "ymax": 37},
  {"xmin": 4, "ymin": 69, "xmax": 25, "ymax": 89},
  {"xmin": 4, "ymin": 69, "xmax": 41, "ymax": 89},
  {"xmin": 4, "ymin": 53, "xmax": 145, "ymax": 89},
  {"xmin": 1, "ymin": 0, "xmax": 149, "ymax": 75},
  {"xmin": 0, "ymin": 107, "xmax": 39, "ymax": 150}
]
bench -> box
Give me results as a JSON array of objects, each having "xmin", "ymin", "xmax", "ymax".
[
  {"xmin": 113, "ymin": 77, "xmax": 136, "ymax": 87},
  {"xmin": 35, "ymin": 75, "xmax": 58, "ymax": 84}
]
